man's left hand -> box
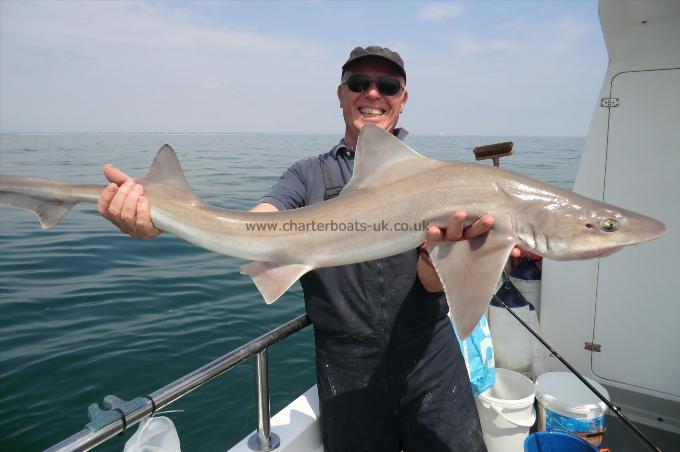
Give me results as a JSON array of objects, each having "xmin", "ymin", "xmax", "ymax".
[
  {"xmin": 418, "ymin": 211, "xmax": 522, "ymax": 292},
  {"xmin": 426, "ymin": 211, "xmax": 521, "ymax": 257}
]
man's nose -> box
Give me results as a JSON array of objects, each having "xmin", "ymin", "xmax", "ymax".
[{"xmin": 365, "ymin": 82, "xmax": 381, "ymax": 98}]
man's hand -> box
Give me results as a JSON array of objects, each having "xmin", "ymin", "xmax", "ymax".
[
  {"xmin": 418, "ymin": 211, "xmax": 521, "ymax": 292},
  {"xmin": 96, "ymin": 164, "xmax": 161, "ymax": 239}
]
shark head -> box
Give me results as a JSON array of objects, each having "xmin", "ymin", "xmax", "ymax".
[{"xmin": 535, "ymin": 197, "xmax": 666, "ymax": 260}]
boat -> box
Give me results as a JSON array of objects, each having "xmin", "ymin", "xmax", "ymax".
[{"xmin": 46, "ymin": 1, "xmax": 679, "ymax": 450}]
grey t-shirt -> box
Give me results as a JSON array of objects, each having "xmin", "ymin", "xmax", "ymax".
[{"xmin": 259, "ymin": 129, "xmax": 448, "ymax": 365}]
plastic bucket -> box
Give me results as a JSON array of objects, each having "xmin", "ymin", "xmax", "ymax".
[
  {"xmin": 476, "ymin": 368, "xmax": 536, "ymax": 452},
  {"xmin": 535, "ymin": 372, "xmax": 609, "ymax": 446},
  {"xmin": 524, "ymin": 431, "xmax": 598, "ymax": 451}
]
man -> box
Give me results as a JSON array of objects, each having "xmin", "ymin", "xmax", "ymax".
[{"xmin": 98, "ymin": 46, "xmax": 504, "ymax": 451}]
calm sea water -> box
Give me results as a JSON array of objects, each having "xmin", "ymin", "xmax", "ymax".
[{"xmin": 0, "ymin": 133, "xmax": 583, "ymax": 451}]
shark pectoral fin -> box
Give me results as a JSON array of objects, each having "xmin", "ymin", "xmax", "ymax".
[
  {"xmin": 0, "ymin": 192, "xmax": 75, "ymax": 229},
  {"xmin": 429, "ymin": 224, "xmax": 517, "ymax": 340},
  {"xmin": 240, "ymin": 261, "xmax": 313, "ymax": 304}
]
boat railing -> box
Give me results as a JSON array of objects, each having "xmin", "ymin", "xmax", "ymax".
[{"xmin": 45, "ymin": 313, "xmax": 311, "ymax": 452}]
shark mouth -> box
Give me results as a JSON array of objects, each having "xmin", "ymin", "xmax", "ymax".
[{"xmin": 581, "ymin": 245, "xmax": 624, "ymax": 259}]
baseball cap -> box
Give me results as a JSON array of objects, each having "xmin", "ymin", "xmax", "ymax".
[{"xmin": 341, "ymin": 46, "xmax": 406, "ymax": 82}]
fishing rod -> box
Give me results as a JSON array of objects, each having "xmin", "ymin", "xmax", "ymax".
[{"xmin": 493, "ymin": 289, "xmax": 662, "ymax": 452}]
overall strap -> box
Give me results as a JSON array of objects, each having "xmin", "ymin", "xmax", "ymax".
[{"xmin": 318, "ymin": 154, "xmax": 344, "ymax": 200}]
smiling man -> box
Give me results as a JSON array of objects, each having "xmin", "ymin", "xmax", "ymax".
[
  {"xmin": 97, "ymin": 46, "xmax": 489, "ymax": 451},
  {"xmin": 252, "ymin": 46, "xmax": 488, "ymax": 452},
  {"xmin": 337, "ymin": 47, "xmax": 408, "ymax": 150}
]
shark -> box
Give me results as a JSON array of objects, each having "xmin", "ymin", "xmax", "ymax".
[{"xmin": 0, "ymin": 125, "xmax": 667, "ymax": 338}]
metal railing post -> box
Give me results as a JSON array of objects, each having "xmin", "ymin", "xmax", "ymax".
[
  {"xmin": 248, "ymin": 349, "xmax": 280, "ymax": 451},
  {"xmin": 46, "ymin": 314, "xmax": 309, "ymax": 451}
]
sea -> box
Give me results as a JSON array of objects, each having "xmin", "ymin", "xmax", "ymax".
[{"xmin": 0, "ymin": 133, "xmax": 583, "ymax": 451}]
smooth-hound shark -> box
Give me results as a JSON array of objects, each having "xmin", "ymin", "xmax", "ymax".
[{"xmin": 0, "ymin": 126, "xmax": 666, "ymax": 338}]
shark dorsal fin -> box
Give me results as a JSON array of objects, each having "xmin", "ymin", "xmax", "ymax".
[
  {"xmin": 139, "ymin": 144, "xmax": 199, "ymax": 201},
  {"xmin": 340, "ymin": 125, "xmax": 442, "ymax": 196},
  {"xmin": 143, "ymin": 145, "xmax": 189, "ymax": 185}
]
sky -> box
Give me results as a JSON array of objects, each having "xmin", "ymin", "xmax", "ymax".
[{"xmin": 0, "ymin": 0, "xmax": 608, "ymax": 137}]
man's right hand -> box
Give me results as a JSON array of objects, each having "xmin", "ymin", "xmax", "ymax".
[{"xmin": 97, "ymin": 164, "xmax": 162, "ymax": 239}]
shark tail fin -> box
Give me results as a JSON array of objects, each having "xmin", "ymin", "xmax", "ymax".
[
  {"xmin": 0, "ymin": 191, "xmax": 76, "ymax": 229},
  {"xmin": 0, "ymin": 176, "xmax": 84, "ymax": 229}
]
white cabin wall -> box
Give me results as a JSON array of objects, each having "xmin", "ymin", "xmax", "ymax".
[{"xmin": 539, "ymin": 0, "xmax": 680, "ymax": 432}]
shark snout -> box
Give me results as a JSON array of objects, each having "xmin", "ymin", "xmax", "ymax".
[
  {"xmin": 649, "ymin": 218, "xmax": 667, "ymax": 239},
  {"xmin": 626, "ymin": 215, "xmax": 667, "ymax": 244}
]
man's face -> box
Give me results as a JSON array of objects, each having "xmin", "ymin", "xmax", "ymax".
[{"xmin": 337, "ymin": 58, "xmax": 408, "ymax": 146}]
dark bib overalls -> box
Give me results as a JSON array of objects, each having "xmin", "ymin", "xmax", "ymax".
[{"xmin": 260, "ymin": 138, "xmax": 486, "ymax": 452}]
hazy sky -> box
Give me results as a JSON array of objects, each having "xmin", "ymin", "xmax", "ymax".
[{"xmin": 0, "ymin": 0, "xmax": 607, "ymax": 136}]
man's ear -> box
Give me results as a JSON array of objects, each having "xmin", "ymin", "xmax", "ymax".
[
  {"xmin": 337, "ymin": 85, "xmax": 343, "ymax": 107},
  {"xmin": 400, "ymin": 89, "xmax": 409, "ymax": 113}
]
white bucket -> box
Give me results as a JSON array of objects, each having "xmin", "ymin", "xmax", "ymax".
[
  {"xmin": 475, "ymin": 368, "xmax": 536, "ymax": 452},
  {"xmin": 535, "ymin": 372, "xmax": 609, "ymax": 446}
]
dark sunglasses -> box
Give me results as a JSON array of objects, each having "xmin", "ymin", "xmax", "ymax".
[{"xmin": 342, "ymin": 73, "xmax": 403, "ymax": 96}]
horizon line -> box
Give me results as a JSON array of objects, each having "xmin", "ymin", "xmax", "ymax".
[{"xmin": 0, "ymin": 131, "xmax": 586, "ymax": 139}]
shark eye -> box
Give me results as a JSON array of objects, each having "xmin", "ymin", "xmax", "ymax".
[{"xmin": 600, "ymin": 219, "xmax": 619, "ymax": 232}]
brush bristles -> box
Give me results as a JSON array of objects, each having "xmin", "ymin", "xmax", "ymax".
[{"xmin": 473, "ymin": 142, "xmax": 514, "ymax": 160}]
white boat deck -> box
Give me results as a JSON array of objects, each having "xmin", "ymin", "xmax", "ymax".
[
  {"xmin": 228, "ymin": 386, "xmax": 323, "ymax": 452},
  {"xmin": 228, "ymin": 384, "xmax": 679, "ymax": 451}
]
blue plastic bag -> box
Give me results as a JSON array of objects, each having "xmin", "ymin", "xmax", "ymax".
[{"xmin": 450, "ymin": 313, "xmax": 496, "ymax": 396}]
